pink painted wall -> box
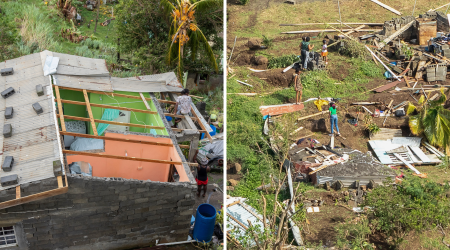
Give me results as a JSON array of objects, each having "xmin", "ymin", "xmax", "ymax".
[{"xmin": 66, "ymin": 133, "xmax": 190, "ymax": 182}]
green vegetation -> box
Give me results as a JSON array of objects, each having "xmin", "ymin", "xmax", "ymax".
[
  {"xmin": 268, "ymin": 54, "xmax": 297, "ymax": 69},
  {"xmin": 335, "ymin": 216, "xmax": 375, "ymax": 250},
  {"xmin": 361, "ymin": 176, "xmax": 450, "ymax": 246},
  {"xmin": 161, "ymin": 0, "xmax": 221, "ymax": 78},
  {"xmin": 409, "ymin": 89, "xmax": 450, "ymax": 153}
]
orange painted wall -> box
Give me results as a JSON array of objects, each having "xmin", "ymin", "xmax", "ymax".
[{"xmin": 66, "ymin": 133, "xmax": 190, "ymax": 182}]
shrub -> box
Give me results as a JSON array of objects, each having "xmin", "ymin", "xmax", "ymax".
[
  {"xmin": 362, "ymin": 176, "xmax": 450, "ymax": 246},
  {"xmin": 268, "ymin": 54, "xmax": 298, "ymax": 69}
]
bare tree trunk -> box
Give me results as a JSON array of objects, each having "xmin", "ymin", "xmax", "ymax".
[{"xmin": 94, "ymin": 2, "xmax": 100, "ymax": 33}]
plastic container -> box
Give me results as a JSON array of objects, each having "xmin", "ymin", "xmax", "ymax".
[
  {"xmin": 201, "ymin": 125, "xmax": 217, "ymax": 139},
  {"xmin": 165, "ymin": 116, "xmax": 172, "ymax": 122},
  {"xmin": 193, "ymin": 204, "xmax": 217, "ymax": 243}
]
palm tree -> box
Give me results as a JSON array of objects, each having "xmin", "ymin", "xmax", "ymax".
[
  {"xmin": 408, "ymin": 88, "xmax": 450, "ymax": 153},
  {"xmin": 160, "ymin": 0, "xmax": 220, "ymax": 78}
]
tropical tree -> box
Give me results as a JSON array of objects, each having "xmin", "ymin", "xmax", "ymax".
[
  {"xmin": 160, "ymin": 0, "xmax": 221, "ymax": 78},
  {"xmin": 408, "ymin": 88, "xmax": 450, "ymax": 153}
]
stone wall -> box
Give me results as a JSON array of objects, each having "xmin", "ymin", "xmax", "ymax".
[{"xmin": 0, "ymin": 175, "xmax": 196, "ymax": 250}]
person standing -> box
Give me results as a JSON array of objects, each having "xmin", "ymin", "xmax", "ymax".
[
  {"xmin": 321, "ymin": 40, "xmax": 328, "ymax": 65},
  {"xmin": 300, "ymin": 37, "xmax": 314, "ymax": 70},
  {"xmin": 194, "ymin": 150, "xmax": 210, "ymax": 197},
  {"xmin": 329, "ymin": 102, "xmax": 340, "ymax": 136},
  {"xmin": 293, "ymin": 69, "xmax": 303, "ymax": 104}
]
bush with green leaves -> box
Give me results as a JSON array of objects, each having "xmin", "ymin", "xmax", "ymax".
[
  {"xmin": 362, "ymin": 176, "xmax": 450, "ymax": 246},
  {"xmin": 335, "ymin": 216, "xmax": 376, "ymax": 250},
  {"xmin": 262, "ymin": 35, "xmax": 273, "ymax": 48},
  {"xmin": 268, "ymin": 54, "xmax": 298, "ymax": 69}
]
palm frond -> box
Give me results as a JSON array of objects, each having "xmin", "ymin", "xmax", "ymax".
[
  {"xmin": 409, "ymin": 114, "xmax": 424, "ymax": 136},
  {"xmin": 189, "ymin": 0, "xmax": 222, "ymax": 13},
  {"xmin": 187, "ymin": 29, "xmax": 199, "ymax": 60},
  {"xmin": 429, "ymin": 88, "xmax": 447, "ymax": 108},
  {"xmin": 193, "ymin": 24, "xmax": 219, "ymax": 72},
  {"xmin": 160, "ymin": 0, "xmax": 176, "ymax": 18},
  {"xmin": 406, "ymin": 102, "xmax": 416, "ymax": 115}
]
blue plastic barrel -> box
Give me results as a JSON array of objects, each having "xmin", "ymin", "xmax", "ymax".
[
  {"xmin": 165, "ymin": 116, "xmax": 172, "ymax": 122},
  {"xmin": 201, "ymin": 125, "xmax": 217, "ymax": 139},
  {"xmin": 193, "ymin": 203, "xmax": 216, "ymax": 243}
]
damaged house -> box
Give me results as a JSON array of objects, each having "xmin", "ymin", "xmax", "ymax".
[{"xmin": 0, "ymin": 51, "xmax": 212, "ymax": 249}]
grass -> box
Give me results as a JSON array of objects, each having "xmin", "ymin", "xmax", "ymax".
[{"xmin": 228, "ymin": 0, "xmax": 449, "ymax": 39}]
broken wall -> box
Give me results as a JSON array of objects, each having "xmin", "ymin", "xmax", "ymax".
[
  {"xmin": 0, "ymin": 175, "xmax": 196, "ymax": 250},
  {"xmin": 436, "ymin": 11, "xmax": 450, "ymax": 32}
]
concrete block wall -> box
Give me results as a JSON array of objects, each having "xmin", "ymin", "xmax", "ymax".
[
  {"xmin": 0, "ymin": 175, "xmax": 196, "ymax": 250},
  {"xmin": 436, "ymin": 11, "xmax": 449, "ymax": 32}
]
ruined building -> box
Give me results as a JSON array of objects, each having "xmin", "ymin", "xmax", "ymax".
[{"xmin": 0, "ymin": 51, "xmax": 211, "ymax": 249}]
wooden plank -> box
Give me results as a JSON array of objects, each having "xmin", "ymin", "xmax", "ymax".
[
  {"xmin": 179, "ymin": 145, "xmax": 189, "ymax": 149},
  {"xmin": 191, "ymin": 105, "xmax": 213, "ymax": 142},
  {"xmin": 53, "ymin": 85, "xmax": 176, "ymax": 104},
  {"xmin": 59, "ymin": 131, "xmax": 174, "ymax": 147},
  {"xmin": 226, "ymin": 200, "xmax": 241, "ymax": 207},
  {"xmin": 279, "ymin": 22, "xmax": 384, "ymax": 26},
  {"xmin": 139, "ymin": 92, "xmax": 152, "ymax": 110},
  {"xmin": 57, "ymin": 114, "xmax": 166, "ymax": 130},
  {"xmin": 260, "ymin": 103, "xmax": 305, "ymax": 116},
  {"xmin": 0, "ymin": 186, "xmax": 68, "ymax": 210},
  {"xmin": 378, "ymin": 20, "xmax": 415, "ymax": 49},
  {"xmin": 393, "ymin": 153, "xmax": 421, "ymax": 174},
  {"xmin": 54, "ymin": 86, "xmax": 66, "ymax": 132},
  {"xmin": 281, "ymin": 29, "xmax": 380, "ymax": 34},
  {"xmin": 228, "ymin": 213, "xmax": 248, "ymax": 230},
  {"xmin": 57, "ymin": 176, "xmax": 63, "ymax": 188},
  {"xmin": 369, "ymin": 0, "xmax": 401, "ymax": 15},
  {"xmin": 59, "ymin": 99, "xmax": 158, "ymax": 115},
  {"xmin": 63, "ymin": 149, "xmax": 184, "ymax": 165},
  {"xmin": 16, "ymin": 186, "xmax": 20, "ymax": 199},
  {"xmin": 83, "ymin": 89, "xmax": 98, "ymax": 136},
  {"xmin": 404, "ymin": 76, "xmax": 411, "ymax": 88},
  {"xmin": 297, "ymin": 110, "xmax": 329, "ymax": 121},
  {"xmin": 375, "ymin": 80, "xmax": 402, "ymax": 92}
]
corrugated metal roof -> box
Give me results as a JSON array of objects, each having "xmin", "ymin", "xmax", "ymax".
[
  {"xmin": 226, "ymin": 197, "xmax": 264, "ymax": 247},
  {"xmin": 110, "ymin": 77, "xmax": 183, "ymax": 92},
  {"xmin": 368, "ymin": 137, "xmax": 435, "ymax": 165},
  {"xmin": 0, "ymin": 54, "xmax": 62, "ymax": 191}
]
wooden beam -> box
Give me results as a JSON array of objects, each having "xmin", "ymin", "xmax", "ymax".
[
  {"xmin": 226, "ymin": 200, "xmax": 241, "ymax": 207},
  {"xmin": 54, "ymin": 86, "xmax": 66, "ymax": 132},
  {"xmin": 59, "ymin": 97, "xmax": 197, "ymax": 121},
  {"xmin": 297, "ymin": 110, "xmax": 329, "ymax": 121},
  {"xmin": 57, "ymin": 176, "xmax": 63, "ymax": 188},
  {"xmin": 59, "ymin": 99, "xmax": 158, "ymax": 115},
  {"xmin": 83, "ymin": 89, "xmax": 98, "ymax": 136},
  {"xmin": 140, "ymin": 93, "xmax": 152, "ymax": 110},
  {"xmin": 59, "ymin": 131, "xmax": 175, "ymax": 147},
  {"xmin": 0, "ymin": 186, "xmax": 68, "ymax": 210},
  {"xmin": 53, "ymin": 85, "xmax": 176, "ymax": 104},
  {"xmin": 57, "ymin": 114, "xmax": 166, "ymax": 130},
  {"xmin": 191, "ymin": 107, "xmax": 213, "ymax": 142},
  {"xmin": 16, "ymin": 186, "xmax": 20, "ymax": 199},
  {"xmin": 228, "ymin": 214, "xmax": 248, "ymax": 230},
  {"xmin": 179, "ymin": 145, "xmax": 189, "ymax": 149},
  {"xmin": 63, "ymin": 149, "xmax": 184, "ymax": 165}
]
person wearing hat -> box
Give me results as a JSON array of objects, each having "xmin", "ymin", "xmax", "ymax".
[{"xmin": 329, "ymin": 102, "xmax": 340, "ymax": 136}]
